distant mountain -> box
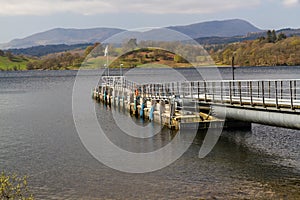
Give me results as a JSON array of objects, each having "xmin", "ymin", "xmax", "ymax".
[
  {"xmin": 168, "ymin": 19, "xmax": 262, "ymax": 38},
  {"xmin": 196, "ymin": 32, "xmax": 266, "ymax": 45},
  {"xmin": 9, "ymin": 43, "xmax": 92, "ymax": 57},
  {"xmin": 105, "ymin": 28, "xmax": 192, "ymax": 43},
  {"xmin": 0, "ymin": 19, "xmax": 263, "ymax": 49},
  {"xmin": 195, "ymin": 28, "xmax": 300, "ymax": 45},
  {"xmin": 0, "ymin": 28, "xmax": 125, "ymax": 49},
  {"xmin": 276, "ymin": 28, "xmax": 300, "ymax": 37}
]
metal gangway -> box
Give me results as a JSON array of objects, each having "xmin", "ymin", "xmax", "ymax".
[{"xmin": 101, "ymin": 76, "xmax": 300, "ymax": 129}]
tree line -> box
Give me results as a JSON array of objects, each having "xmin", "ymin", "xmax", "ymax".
[
  {"xmin": 212, "ymin": 35, "xmax": 300, "ymax": 66},
  {"xmin": 3, "ymin": 32, "xmax": 300, "ymax": 70},
  {"xmin": 26, "ymin": 52, "xmax": 84, "ymax": 70}
]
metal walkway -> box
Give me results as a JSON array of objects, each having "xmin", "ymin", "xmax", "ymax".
[{"xmin": 100, "ymin": 76, "xmax": 300, "ymax": 129}]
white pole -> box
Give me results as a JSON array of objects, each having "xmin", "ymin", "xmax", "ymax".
[
  {"xmin": 104, "ymin": 64, "xmax": 107, "ymax": 76},
  {"xmin": 107, "ymin": 51, "xmax": 109, "ymax": 77},
  {"xmin": 104, "ymin": 45, "xmax": 109, "ymax": 76},
  {"xmin": 120, "ymin": 63, "xmax": 123, "ymax": 76}
]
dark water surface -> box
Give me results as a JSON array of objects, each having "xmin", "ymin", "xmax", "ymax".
[{"xmin": 0, "ymin": 66, "xmax": 300, "ymax": 199}]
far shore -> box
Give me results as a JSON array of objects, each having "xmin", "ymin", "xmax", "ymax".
[{"xmin": 1, "ymin": 65, "xmax": 299, "ymax": 72}]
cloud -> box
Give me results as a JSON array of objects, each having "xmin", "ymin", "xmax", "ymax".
[
  {"xmin": 282, "ymin": 0, "xmax": 299, "ymax": 6},
  {"xmin": 0, "ymin": 0, "xmax": 261, "ymax": 16}
]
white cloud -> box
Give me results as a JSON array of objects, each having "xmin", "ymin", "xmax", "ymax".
[
  {"xmin": 282, "ymin": 0, "xmax": 299, "ymax": 6},
  {"xmin": 0, "ymin": 0, "xmax": 261, "ymax": 16}
]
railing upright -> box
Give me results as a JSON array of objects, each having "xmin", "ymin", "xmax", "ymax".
[
  {"xmin": 177, "ymin": 82, "xmax": 180, "ymax": 96},
  {"xmin": 268, "ymin": 81, "xmax": 271, "ymax": 98},
  {"xmin": 262, "ymin": 81, "xmax": 265, "ymax": 108},
  {"xmin": 212, "ymin": 82, "xmax": 215, "ymax": 102},
  {"xmin": 290, "ymin": 80, "xmax": 294, "ymax": 110},
  {"xmin": 275, "ymin": 81, "xmax": 279, "ymax": 109},
  {"xmin": 197, "ymin": 81, "xmax": 200, "ymax": 99},
  {"xmin": 257, "ymin": 81, "xmax": 260, "ymax": 98},
  {"xmin": 229, "ymin": 81, "xmax": 233, "ymax": 104},
  {"xmin": 238, "ymin": 81, "xmax": 242, "ymax": 105},
  {"xmin": 280, "ymin": 81, "xmax": 283, "ymax": 99},
  {"xmin": 294, "ymin": 81, "xmax": 297, "ymax": 100},
  {"xmin": 204, "ymin": 81, "xmax": 207, "ymax": 102},
  {"xmin": 250, "ymin": 81, "xmax": 253, "ymax": 106},
  {"xmin": 190, "ymin": 82, "xmax": 193, "ymax": 98},
  {"xmin": 221, "ymin": 82, "xmax": 223, "ymax": 104}
]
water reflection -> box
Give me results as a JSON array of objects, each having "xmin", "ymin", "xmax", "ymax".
[{"xmin": 0, "ymin": 68, "xmax": 300, "ymax": 199}]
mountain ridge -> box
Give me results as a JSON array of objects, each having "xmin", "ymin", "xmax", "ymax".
[
  {"xmin": 168, "ymin": 19, "xmax": 262, "ymax": 38},
  {"xmin": 0, "ymin": 19, "xmax": 263, "ymax": 49},
  {"xmin": 0, "ymin": 28, "xmax": 125, "ymax": 49}
]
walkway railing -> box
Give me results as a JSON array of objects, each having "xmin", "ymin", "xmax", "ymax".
[{"xmin": 101, "ymin": 77, "xmax": 300, "ymax": 111}]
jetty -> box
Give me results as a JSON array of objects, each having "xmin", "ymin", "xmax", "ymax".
[{"xmin": 92, "ymin": 76, "xmax": 300, "ymax": 130}]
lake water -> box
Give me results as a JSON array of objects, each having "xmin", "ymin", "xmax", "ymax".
[{"xmin": 0, "ymin": 66, "xmax": 300, "ymax": 199}]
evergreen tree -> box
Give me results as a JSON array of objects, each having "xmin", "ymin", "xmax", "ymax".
[
  {"xmin": 266, "ymin": 30, "xmax": 272, "ymax": 43},
  {"xmin": 271, "ymin": 30, "xmax": 277, "ymax": 43},
  {"xmin": 266, "ymin": 30, "xmax": 277, "ymax": 43}
]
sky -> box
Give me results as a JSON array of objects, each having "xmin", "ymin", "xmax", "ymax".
[{"xmin": 0, "ymin": 0, "xmax": 299, "ymax": 43}]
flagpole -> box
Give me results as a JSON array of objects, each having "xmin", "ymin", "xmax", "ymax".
[
  {"xmin": 107, "ymin": 50, "xmax": 109, "ymax": 76},
  {"xmin": 104, "ymin": 45, "xmax": 109, "ymax": 76}
]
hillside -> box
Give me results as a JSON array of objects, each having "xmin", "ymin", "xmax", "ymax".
[
  {"xmin": 109, "ymin": 48, "xmax": 191, "ymax": 68},
  {"xmin": 2, "ymin": 32, "xmax": 300, "ymax": 71},
  {"xmin": 196, "ymin": 28, "xmax": 300, "ymax": 45},
  {"xmin": 213, "ymin": 36, "xmax": 300, "ymax": 66},
  {"xmin": 9, "ymin": 43, "xmax": 92, "ymax": 57},
  {"xmin": 0, "ymin": 52, "xmax": 32, "ymax": 71}
]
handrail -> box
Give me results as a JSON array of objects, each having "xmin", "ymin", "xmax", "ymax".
[{"xmin": 100, "ymin": 76, "xmax": 300, "ymax": 111}]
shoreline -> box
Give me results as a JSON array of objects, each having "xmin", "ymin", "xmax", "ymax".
[{"xmin": 1, "ymin": 65, "xmax": 300, "ymax": 72}]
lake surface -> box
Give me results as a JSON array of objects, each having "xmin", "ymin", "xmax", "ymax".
[{"xmin": 0, "ymin": 66, "xmax": 300, "ymax": 199}]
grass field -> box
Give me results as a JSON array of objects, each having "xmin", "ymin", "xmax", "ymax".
[{"xmin": 0, "ymin": 56, "xmax": 31, "ymax": 71}]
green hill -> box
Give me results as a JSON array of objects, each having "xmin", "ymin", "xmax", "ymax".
[
  {"xmin": 2, "ymin": 34, "xmax": 300, "ymax": 71},
  {"xmin": 0, "ymin": 54, "xmax": 31, "ymax": 71},
  {"xmin": 212, "ymin": 35, "xmax": 300, "ymax": 66}
]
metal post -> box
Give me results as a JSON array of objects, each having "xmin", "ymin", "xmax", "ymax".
[
  {"xmin": 152, "ymin": 84, "xmax": 155, "ymax": 98},
  {"xmin": 221, "ymin": 82, "xmax": 223, "ymax": 104},
  {"xmin": 232, "ymin": 54, "xmax": 235, "ymax": 96},
  {"xmin": 280, "ymin": 81, "xmax": 283, "ymax": 99},
  {"xmin": 229, "ymin": 81, "xmax": 233, "ymax": 104},
  {"xmin": 177, "ymin": 82, "xmax": 180, "ymax": 96},
  {"xmin": 294, "ymin": 81, "xmax": 297, "ymax": 100},
  {"xmin": 275, "ymin": 81, "xmax": 279, "ymax": 109},
  {"xmin": 106, "ymin": 47, "xmax": 109, "ymax": 76},
  {"xmin": 190, "ymin": 82, "xmax": 193, "ymax": 99},
  {"xmin": 262, "ymin": 81, "xmax": 265, "ymax": 108},
  {"xmin": 158, "ymin": 84, "xmax": 161, "ymax": 99},
  {"xmin": 212, "ymin": 82, "xmax": 215, "ymax": 102},
  {"xmin": 257, "ymin": 81, "xmax": 260, "ymax": 98},
  {"xmin": 204, "ymin": 81, "xmax": 207, "ymax": 102},
  {"xmin": 231, "ymin": 55, "xmax": 235, "ymax": 81},
  {"xmin": 290, "ymin": 80, "xmax": 294, "ymax": 110},
  {"xmin": 238, "ymin": 81, "xmax": 242, "ymax": 105},
  {"xmin": 268, "ymin": 81, "xmax": 271, "ymax": 98},
  {"xmin": 250, "ymin": 81, "xmax": 253, "ymax": 106},
  {"xmin": 197, "ymin": 81, "xmax": 200, "ymax": 99},
  {"xmin": 120, "ymin": 63, "xmax": 123, "ymax": 76},
  {"xmin": 247, "ymin": 81, "xmax": 250, "ymax": 96}
]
